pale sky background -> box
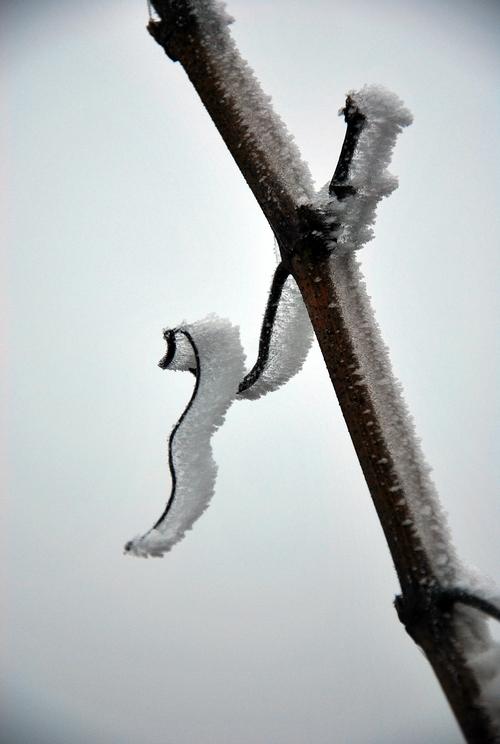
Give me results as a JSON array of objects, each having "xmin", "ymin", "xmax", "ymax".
[{"xmin": 3, "ymin": 1, "xmax": 499, "ymax": 742}]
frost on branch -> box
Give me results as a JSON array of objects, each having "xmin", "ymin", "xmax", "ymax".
[
  {"xmin": 124, "ymin": 84, "xmax": 417, "ymax": 559},
  {"xmin": 239, "ymin": 274, "xmax": 314, "ymax": 400},
  {"xmin": 170, "ymin": 0, "xmax": 316, "ymax": 206},
  {"xmin": 125, "ymin": 273, "xmax": 314, "ymax": 557},
  {"xmin": 324, "ymin": 88, "xmax": 500, "ymax": 726},
  {"xmin": 332, "ymin": 252, "xmax": 461, "ymax": 585},
  {"xmin": 125, "ymin": 316, "xmax": 245, "ymax": 557},
  {"xmin": 138, "ymin": 4, "xmax": 500, "ymax": 727},
  {"xmin": 318, "ymin": 85, "xmax": 413, "ymax": 254}
]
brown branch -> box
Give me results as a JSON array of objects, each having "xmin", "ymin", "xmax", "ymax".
[
  {"xmin": 147, "ymin": 1, "xmax": 304, "ymax": 250},
  {"xmin": 147, "ymin": 2, "xmax": 499, "ymax": 741}
]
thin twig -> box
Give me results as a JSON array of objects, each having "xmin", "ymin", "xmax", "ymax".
[{"xmin": 329, "ymin": 96, "xmax": 365, "ymax": 199}]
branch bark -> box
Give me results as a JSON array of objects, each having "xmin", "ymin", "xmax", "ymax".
[{"xmin": 147, "ymin": 2, "xmax": 499, "ymax": 741}]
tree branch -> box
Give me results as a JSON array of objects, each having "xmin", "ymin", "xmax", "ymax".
[{"xmin": 147, "ymin": 2, "xmax": 499, "ymax": 741}]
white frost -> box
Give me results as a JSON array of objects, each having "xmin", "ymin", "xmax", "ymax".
[
  {"xmin": 125, "ymin": 316, "xmax": 245, "ymax": 557},
  {"xmin": 332, "ymin": 251, "xmax": 500, "ymax": 729},
  {"xmin": 331, "ymin": 252, "xmax": 460, "ymax": 585},
  {"xmin": 455, "ymin": 603, "xmax": 500, "ymax": 731},
  {"xmin": 238, "ymin": 274, "xmax": 314, "ymax": 400},
  {"xmin": 163, "ymin": 332, "xmax": 196, "ymax": 371},
  {"xmin": 187, "ymin": 0, "xmax": 315, "ymax": 205},
  {"xmin": 126, "ymin": 272, "xmax": 314, "ymax": 556},
  {"xmin": 318, "ymin": 85, "xmax": 413, "ymax": 253},
  {"xmin": 124, "ymin": 21, "xmax": 499, "ymax": 714}
]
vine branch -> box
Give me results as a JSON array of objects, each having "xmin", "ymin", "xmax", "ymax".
[{"xmin": 146, "ymin": 2, "xmax": 499, "ymax": 741}]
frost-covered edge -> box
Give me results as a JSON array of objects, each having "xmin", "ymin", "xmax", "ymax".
[
  {"xmin": 317, "ymin": 85, "xmax": 413, "ymax": 254},
  {"xmin": 332, "ymin": 253, "xmax": 500, "ymax": 727},
  {"xmin": 125, "ymin": 316, "xmax": 245, "ymax": 557}
]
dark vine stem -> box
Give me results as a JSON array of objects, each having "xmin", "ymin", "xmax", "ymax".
[
  {"xmin": 153, "ymin": 329, "xmax": 201, "ymax": 529},
  {"xmin": 329, "ymin": 96, "xmax": 366, "ymax": 200},
  {"xmin": 238, "ymin": 260, "xmax": 290, "ymax": 394}
]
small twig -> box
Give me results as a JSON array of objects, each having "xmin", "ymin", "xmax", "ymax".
[{"xmin": 329, "ymin": 96, "xmax": 366, "ymax": 200}]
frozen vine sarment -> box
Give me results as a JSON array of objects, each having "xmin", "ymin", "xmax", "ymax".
[
  {"xmin": 125, "ymin": 316, "xmax": 245, "ymax": 557},
  {"xmin": 335, "ymin": 250, "xmax": 500, "ymax": 725},
  {"xmin": 138, "ymin": 0, "xmax": 500, "ymax": 726}
]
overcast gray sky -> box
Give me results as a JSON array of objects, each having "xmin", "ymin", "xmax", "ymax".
[{"xmin": 3, "ymin": 1, "xmax": 499, "ymax": 742}]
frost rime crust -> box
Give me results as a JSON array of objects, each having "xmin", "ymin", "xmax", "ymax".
[
  {"xmin": 185, "ymin": 0, "xmax": 315, "ymax": 206},
  {"xmin": 332, "ymin": 254, "xmax": 500, "ymax": 732},
  {"xmin": 126, "ymin": 287, "xmax": 313, "ymax": 558},
  {"xmin": 125, "ymin": 316, "xmax": 245, "ymax": 557},
  {"xmin": 318, "ymin": 85, "xmax": 413, "ymax": 254},
  {"xmin": 239, "ymin": 275, "xmax": 313, "ymax": 400},
  {"xmin": 332, "ymin": 253, "xmax": 459, "ymax": 585}
]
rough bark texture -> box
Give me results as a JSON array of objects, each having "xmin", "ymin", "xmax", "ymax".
[{"xmin": 147, "ymin": 2, "xmax": 498, "ymax": 741}]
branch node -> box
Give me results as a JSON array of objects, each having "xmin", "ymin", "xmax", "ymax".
[
  {"xmin": 294, "ymin": 204, "xmax": 337, "ymax": 261},
  {"xmin": 394, "ymin": 589, "xmax": 435, "ymax": 642}
]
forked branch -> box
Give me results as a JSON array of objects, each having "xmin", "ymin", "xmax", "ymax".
[{"xmin": 145, "ymin": 2, "xmax": 500, "ymax": 741}]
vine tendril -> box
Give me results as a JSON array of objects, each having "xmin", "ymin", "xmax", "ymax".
[{"xmin": 238, "ymin": 261, "xmax": 290, "ymax": 395}]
